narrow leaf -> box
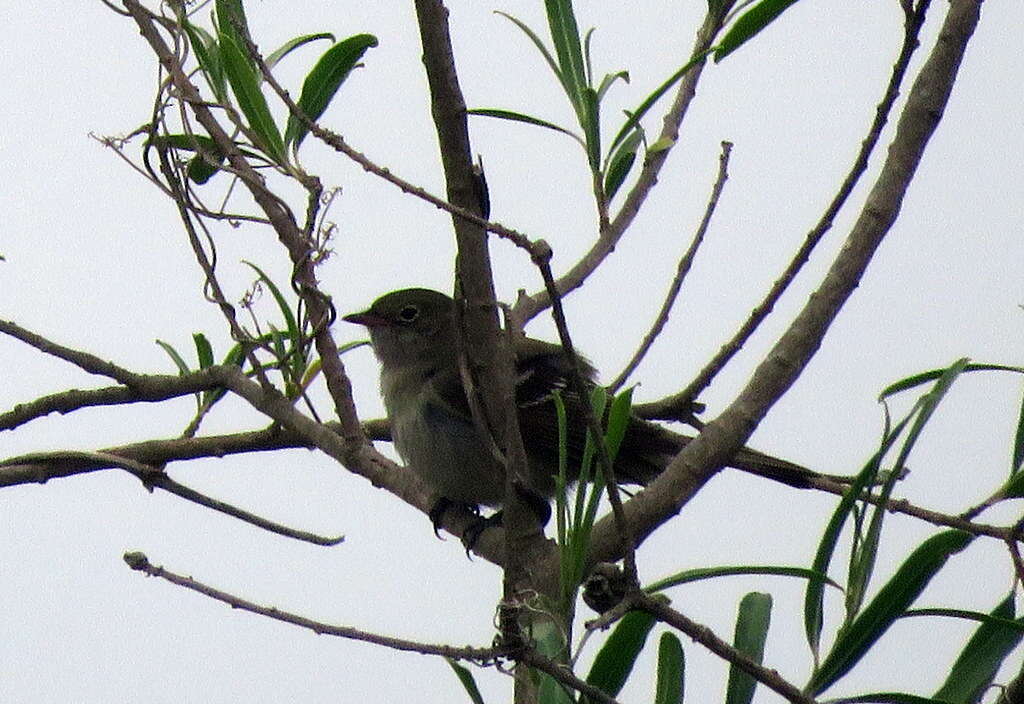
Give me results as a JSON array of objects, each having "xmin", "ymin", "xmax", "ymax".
[
  {"xmin": 155, "ymin": 340, "xmax": 192, "ymax": 375},
  {"xmin": 609, "ymin": 49, "xmax": 710, "ymax": 156},
  {"xmin": 714, "ymin": 0, "xmax": 801, "ymax": 62},
  {"xmin": 646, "ymin": 565, "xmax": 839, "ymax": 593},
  {"xmin": 219, "ymin": 30, "xmax": 285, "ymax": 163},
  {"xmin": 265, "ymin": 33, "xmax": 335, "ymax": 70},
  {"xmin": 1013, "ymin": 382, "xmax": 1024, "ymax": 474},
  {"xmin": 183, "ymin": 21, "xmax": 227, "ymax": 102},
  {"xmin": 495, "ymin": 11, "xmax": 563, "ymax": 89},
  {"xmin": 215, "ymin": 0, "xmax": 250, "ymax": 43},
  {"xmin": 585, "ymin": 609, "xmax": 658, "ymax": 701},
  {"xmin": 445, "ymin": 659, "xmax": 486, "ymax": 704},
  {"xmin": 725, "ymin": 593, "xmax": 772, "ymax": 704},
  {"xmin": 544, "ymin": 0, "xmax": 587, "ymax": 109},
  {"xmin": 807, "ymin": 530, "xmax": 974, "ymax": 695},
  {"xmin": 877, "ymin": 362, "xmax": 1022, "ymax": 400},
  {"xmin": 468, "ymin": 108, "xmax": 584, "ymax": 147},
  {"xmin": 933, "ymin": 593, "xmax": 1023, "ymax": 704},
  {"xmin": 654, "ymin": 632, "xmax": 685, "ymax": 704},
  {"xmin": 603, "ymin": 127, "xmax": 642, "ymax": 202},
  {"xmin": 804, "ymin": 412, "xmax": 915, "ymax": 657},
  {"xmin": 284, "ymin": 33, "xmax": 378, "ymax": 149},
  {"xmin": 193, "ymin": 332, "xmax": 214, "ymax": 369},
  {"xmin": 596, "ymin": 69, "xmax": 629, "ymax": 102}
]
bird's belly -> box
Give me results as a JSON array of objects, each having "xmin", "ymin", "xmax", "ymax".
[{"xmin": 390, "ymin": 400, "xmax": 506, "ymax": 507}]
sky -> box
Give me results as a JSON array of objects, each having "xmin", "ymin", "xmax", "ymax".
[{"xmin": 2, "ymin": 1, "xmax": 1023, "ymax": 702}]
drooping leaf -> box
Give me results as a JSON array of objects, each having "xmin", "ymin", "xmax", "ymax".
[
  {"xmin": 803, "ymin": 409, "xmax": 916, "ymax": 658},
  {"xmin": 265, "ymin": 33, "xmax": 335, "ymax": 70},
  {"xmin": 495, "ymin": 11, "xmax": 563, "ymax": 88},
  {"xmin": 646, "ymin": 564, "xmax": 839, "ymax": 593},
  {"xmin": 807, "ymin": 530, "xmax": 974, "ymax": 695},
  {"xmin": 877, "ymin": 362, "xmax": 1022, "ymax": 400},
  {"xmin": 284, "ymin": 33, "xmax": 378, "ymax": 149},
  {"xmin": 468, "ymin": 108, "xmax": 584, "ymax": 147}
]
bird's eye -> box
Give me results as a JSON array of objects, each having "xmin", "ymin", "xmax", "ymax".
[{"xmin": 398, "ymin": 304, "xmax": 419, "ymax": 322}]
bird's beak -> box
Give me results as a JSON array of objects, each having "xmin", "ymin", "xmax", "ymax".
[{"xmin": 342, "ymin": 310, "xmax": 388, "ymax": 328}]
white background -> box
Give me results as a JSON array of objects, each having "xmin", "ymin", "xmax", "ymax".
[{"xmin": 2, "ymin": 1, "xmax": 1023, "ymax": 702}]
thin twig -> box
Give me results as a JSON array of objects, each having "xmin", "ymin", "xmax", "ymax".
[
  {"xmin": 124, "ymin": 552, "xmax": 500, "ymax": 659},
  {"xmin": 11, "ymin": 450, "xmax": 342, "ymax": 545},
  {"xmin": 608, "ymin": 141, "xmax": 733, "ymax": 392},
  {"xmin": 662, "ymin": 0, "xmax": 935, "ymax": 413},
  {"xmin": 0, "ymin": 319, "xmax": 140, "ymax": 385},
  {"xmin": 249, "ymin": 36, "xmax": 548, "ymax": 263}
]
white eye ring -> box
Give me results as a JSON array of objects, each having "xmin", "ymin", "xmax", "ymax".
[{"xmin": 398, "ymin": 305, "xmax": 419, "ymax": 322}]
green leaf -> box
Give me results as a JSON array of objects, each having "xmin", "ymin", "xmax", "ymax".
[
  {"xmin": 646, "ymin": 565, "xmax": 839, "ymax": 593},
  {"xmin": 603, "ymin": 127, "xmax": 642, "ymax": 202},
  {"xmin": 608, "ymin": 49, "xmax": 710, "ymax": 156},
  {"xmin": 445, "ymin": 659, "xmax": 486, "ymax": 704},
  {"xmin": 215, "ymin": 0, "xmax": 250, "ymax": 43},
  {"xmin": 596, "ymin": 70, "xmax": 629, "ymax": 103},
  {"xmin": 284, "ymin": 33, "xmax": 378, "ymax": 149},
  {"xmin": 243, "ymin": 261, "xmax": 300, "ymax": 354},
  {"xmin": 193, "ymin": 333, "xmax": 214, "ymax": 369},
  {"xmin": 535, "ymin": 621, "xmax": 573, "ymax": 704},
  {"xmin": 468, "ymin": 108, "xmax": 584, "ymax": 147},
  {"xmin": 933, "ymin": 593, "xmax": 1024, "ymax": 704},
  {"xmin": 265, "ymin": 33, "xmax": 335, "ymax": 70},
  {"xmin": 803, "ymin": 404, "xmax": 919, "ymax": 659},
  {"xmin": 725, "ymin": 593, "xmax": 772, "ymax": 704},
  {"xmin": 155, "ymin": 339, "xmax": 192, "ymax": 375},
  {"xmin": 582, "ymin": 86, "xmax": 601, "ymax": 170},
  {"xmin": 807, "ymin": 530, "xmax": 975, "ymax": 695},
  {"xmin": 847, "ymin": 360, "xmax": 970, "ymax": 619},
  {"xmin": 653, "ymin": 632, "xmax": 685, "ymax": 704},
  {"xmin": 1013, "ymin": 382, "xmax": 1024, "ymax": 474},
  {"xmin": 996, "ymin": 470, "xmax": 1024, "ymax": 500},
  {"xmin": 714, "ymin": 0, "xmax": 802, "ymax": 62},
  {"xmin": 219, "ymin": 30, "xmax": 286, "ymax": 164},
  {"xmin": 877, "ymin": 362, "xmax": 1023, "ymax": 401},
  {"xmin": 824, "ymin": 694, "xmax": 955, "ymax": 704},
  {"xmin": 183, "ymin": 21, "xmax": 227, "ymax": 102},
  {"xmin": 544, "ymin": 0, "xmax": 588, "ymax": 109},
  {"xmin": 495, "ymin": 11, "xmax": 563, "ymax": 89},
  {"xmin": 585, "ymin": 610, "xmax": 658, "ymax": 701}
]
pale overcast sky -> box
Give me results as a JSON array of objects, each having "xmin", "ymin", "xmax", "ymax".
[{"xmin": 2, "ymin": 2, "xmax": 1023, "ymax": 702}]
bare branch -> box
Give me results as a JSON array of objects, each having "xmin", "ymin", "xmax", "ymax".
[
  {"xmin": 608, "ymin": 140, "xmax": 733, "ymax": 393},
  {"xmin": 0, "ymin": 318, "xmax": 141, "ymax": 384},
  {"xmin": 124, "ymin": 551, "xmax": 502, "ymax": 659}
]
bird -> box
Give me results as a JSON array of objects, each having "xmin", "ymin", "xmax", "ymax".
[{"xmin": 343, "ymin": 288, "xmax": 815, "ymax": 530}]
